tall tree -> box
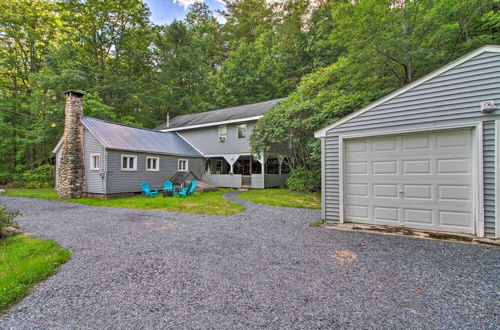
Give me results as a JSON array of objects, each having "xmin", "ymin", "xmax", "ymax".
[
  {"xmin": 0, "ymin": 0, "xmax": 61, "ymax": 176},
  {"xmin": 222, "ymin": 0, "xmax": 275, "ymax": 46}
]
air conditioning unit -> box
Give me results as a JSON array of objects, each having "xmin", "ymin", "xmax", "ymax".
[
  {"xmin": 480, "ymin": 100, "xmax": 497, "ymax": 113},
  {"xmin": 219, "ymin": 136, "xmax": 226, "ymax": 142}
]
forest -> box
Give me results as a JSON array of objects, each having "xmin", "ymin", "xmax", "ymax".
[{"xmin": 0, "ymin": 0, "xmax": 499, "ymax": 190}]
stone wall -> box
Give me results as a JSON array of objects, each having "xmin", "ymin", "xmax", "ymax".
[{"xmin": 57, "ymin": 90, "xmax": 85, "ymax": 199}]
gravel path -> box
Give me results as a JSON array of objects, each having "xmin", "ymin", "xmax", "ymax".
[{"xmin": 0, "ymin": 192, "xmax": 498, "ymax": 329}]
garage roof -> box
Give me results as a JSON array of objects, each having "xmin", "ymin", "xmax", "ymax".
[{"xmin": 315, "ymin": 45, "xmax": 500, "ymax": 138}]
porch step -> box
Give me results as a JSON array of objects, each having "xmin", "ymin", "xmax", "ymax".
[
  {"xmin": 194, "ymin": 181, "xmax": 218, "ymax": 192},
  {"xmin": 241, "ymin": 176, "xmax": 252, "ymax": 187}
]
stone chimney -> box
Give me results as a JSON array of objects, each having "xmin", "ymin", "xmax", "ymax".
[{"xmin": 57, "ymin": 90, "xmax": 85, "ymax": 199}]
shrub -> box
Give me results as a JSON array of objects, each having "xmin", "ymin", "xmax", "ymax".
[
  {"xmin": 286, "ymin": 165, "xmax": 321, "ymax": 192},
  {"xmin": 0, "ymin": 205, "xmax": 21, "ymax": 238},
  {"xmin": 15, "ymin": 164, "xmax": 54, "ymax": 188}
]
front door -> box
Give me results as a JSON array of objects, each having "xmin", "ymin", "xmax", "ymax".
[{"xmin": 241, "ymin": 158, "xmax": 251, "ymax": 175}]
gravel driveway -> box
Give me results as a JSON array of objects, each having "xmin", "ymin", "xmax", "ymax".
[{"xmin": 0, "ymin": 192, "xmax": 498, "ymax": 329}]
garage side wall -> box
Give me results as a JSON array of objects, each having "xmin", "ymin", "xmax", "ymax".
[
  {"xmin": 324, "ymin": 51, "xmax": 500, "ymax": 236},
  {"xmin": 483, "ymin": 121, "xmax": 496, "ymax": 237},
  {"xmin": 324, "ymin": 136, "xmax": 340, "ymax": 221}
]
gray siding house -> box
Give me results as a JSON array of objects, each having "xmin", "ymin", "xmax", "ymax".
[
  {"xmin": 157, "ymin": 98, "xmax": 289, "ymax": 189},
  {"xmin": 55, "ymin": 98, "xmax": 288, "ymax": 196},
  {"xmin": 315, "ymin": 45, "xmax": 500, "ymax": 238},
  {"xmin": 55, "ymin": 117, "xmax": 203, "ymax": 195}
]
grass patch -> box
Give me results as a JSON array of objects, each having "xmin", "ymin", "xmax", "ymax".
[
  {"xmin": 0, "ymin": 235, "xmax": 71, "ymax": 312},
  {"xmin": 2, "ymin": 188, "xmax": 245, "ymax": 216},
  {"xmin": 309, "ymin": 219, "xmax": 324, "ymax": 227},
  {"xmin": 239, "ymin": 188, "xmax": 321, "ymax": 209}
]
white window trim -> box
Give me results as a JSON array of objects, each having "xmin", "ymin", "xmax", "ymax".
[
  {"xmin": 90, "ymin": 153, "xmax": 100, "ymax": 171},
  {"xmin": 146, "ymin": 156, "xmax": 160, "ymax": 172},
  {"xmin": 121, "ymin": 154, "xmax": 137, "ymax": 171},
  {"xmin": 218, "ymin": 125, "xmax": 227, "ymax": 142},
  {"xmin": 237, "ymin": 123, "xmax": 247, "ymax": 139},
  {"xmin": 178, "ymin": 159, "xmax": 189, "ymax": 172}
]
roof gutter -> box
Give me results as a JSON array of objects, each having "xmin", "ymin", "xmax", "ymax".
[
  {"xmin": 104, "ymin": 147, "xmax": 204, "ymax": 158},
  {"xmin": 159, "ymin": 115, "xmax": 263, "ymax": 132}
]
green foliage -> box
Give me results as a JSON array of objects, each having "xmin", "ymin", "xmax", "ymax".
[
  {"xmin": 0, "ymin": 235, "xmax": 71, "ymax": 311},
  {"xmin": 1, "ymin": 0, "xmax": 499, "ymax": 190},
  {"xmin": 0, "ymin": 205, "xmax": 21, "ymax": 238},
  {"xmin": 251, "ymin": 0, "xmax": 499, "ymax": 192},
  {"xmin": 12, "ymin": 164, "xmax": 54, "ymax": 188},
  {"xmin": 309, "ymin": 219, "xmax": 324, "ymax": 227},
  {"xmin": 286, "ymin": 166, "xmax": 321, "ymax": 193}
]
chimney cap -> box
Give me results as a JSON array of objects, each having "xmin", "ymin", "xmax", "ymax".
[{"xmin": 64, "ymin": 90, "xmax": 85, "ymax": 97}]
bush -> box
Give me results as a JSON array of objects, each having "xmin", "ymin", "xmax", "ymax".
[
  {"xmin": 13, "ymin": 164, "xmax": 54, "ymax": 188},
  {"xmin": 286, "ymin": 166, "xmax": 321, "ymax": 192},
  {"xmin": 0, "ymin": 205, "xmax": 21, "ymax": 238}
]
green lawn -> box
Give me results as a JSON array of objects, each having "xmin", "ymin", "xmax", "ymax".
[
  {"xmin": 0, "ymin": 235, "xmax": 71, "ymax": 312},
  {"xmin": 238, "ymin": 188, "xmax": 321, "ymax": 209},
  {"xmin": 2, "ymin": 188, "xmax": 245, "ymax": 216}
]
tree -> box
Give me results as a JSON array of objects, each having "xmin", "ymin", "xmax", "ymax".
[
  {"xmin": 222, "ymin": 0, "xmax": 275, "ymax": 46},
  {"xmin": 0, "ymin": 0, "xmax": 61, "ymax": 176},
  {"xmin": 153, "ymin": 2, "xmax": 225, "ymax": 118}
]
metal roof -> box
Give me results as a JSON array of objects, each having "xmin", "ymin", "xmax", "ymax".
[
  {"xmin": 82, "ymin": 117, "xmax": 202, "ymax": 157},
  {"xmin": 156, "ymin": 98, "xmax": 284, "ymax": 130}
]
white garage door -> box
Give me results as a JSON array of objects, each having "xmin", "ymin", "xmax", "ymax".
[{"xmin": 344, "ymin": 128, "xmax": 475, "ymax": 233}]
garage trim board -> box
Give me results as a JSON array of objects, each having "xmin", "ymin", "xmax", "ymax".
[
  {"xmin": 338, "ymin": 123, "xmax": 483, "ymax": 235},
  {"xmin": 496, "ymin": 120, "xmax": 500, "ymax": 238}
]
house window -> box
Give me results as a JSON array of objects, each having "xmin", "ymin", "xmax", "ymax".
[
  {"xmin": 146, "ymin": 156, "xmax": 159, "ymax": 171},
  {"xmin": 178, "ymin": 159, "xmax": 188, "ymax": 172},
  {"xmin": 121, "ymin": 155, "xmax": 137, "ymax": 171},
  {"xmin": 218, "ymin": 125, "xmax": 227, "ymax": 142},
  {"xmin": 90, "ymin": 153, "xmax": 100, "ymax": 171},
  {"xmin": 237, "ymin": 123, "xmax": 247, "ymax": 139}
]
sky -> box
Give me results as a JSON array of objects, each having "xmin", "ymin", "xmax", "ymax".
[{"xmin": 145, "ymin": 0, "xmax": 226, "ymax": 25}]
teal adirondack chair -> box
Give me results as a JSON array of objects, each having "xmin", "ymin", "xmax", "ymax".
[
  {"xmin": 141, "ymin": 183, "xmax": 158, "ymax": 198},
  {"xmin": 178, "ymin": 181, "xmax": 197, "ymax": 197},
  {"xmin": 163, "ymin": 181, "xmax": 177, "ymax": 196},
  {"xmin": 163, "ymin": 181, "xmax": 173, "ymax": 191},
  {"xmin": 187, "ymin": 181, "xmax": 197, "ymax": 196}
]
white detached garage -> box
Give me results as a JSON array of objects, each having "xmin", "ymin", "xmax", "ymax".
[{"xmin": 315, "ymin": 45, "xmax": 500, "ymax": 238}]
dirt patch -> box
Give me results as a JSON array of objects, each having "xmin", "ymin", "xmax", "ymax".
[
  {"xmin": 327, "ymin": 223, "xmax": 499, "ymax": 246},
  {"xmin": 427, "ymin": 232, "xmax": 473, "ymax": 242},
  {"xmin": 331, "ymin": 250, "xmax": 358, "ymax": 266}
]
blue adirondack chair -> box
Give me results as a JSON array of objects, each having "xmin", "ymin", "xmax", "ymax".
[
  {"xmin": 178, "ymin": 181, "xmax": 197, "ymax": 197},
  {"xmin": 163, "ymin": 181, "xmax": 173, "ymax": 191},
  {"xmin": 141, "ymin": 183, "xmax": 158, "ymax": 198},
  {"xmin": 187, "ymin": 180, "xmax": 197, "ymax": 196},
  {"xmin": 163, "ymin": 181, "xmax": 177, "ymax": 196}
]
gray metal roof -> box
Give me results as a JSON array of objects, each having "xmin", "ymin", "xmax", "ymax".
[
  {"xmin": 156, "ymin": 98, "xmax": 284, "ymax": 130},
  {"xmin": 82, "ymin": 117, "xmax": 202, "ymax": 157}
]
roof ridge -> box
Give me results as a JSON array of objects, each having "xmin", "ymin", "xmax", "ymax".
[
  {"xmin": 83, "ymin": 117, "xmax": 164, "ymax": 133},
  {"xmin": 170, "ymin": 98, "xmax": 286, "ymax": 120}
]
